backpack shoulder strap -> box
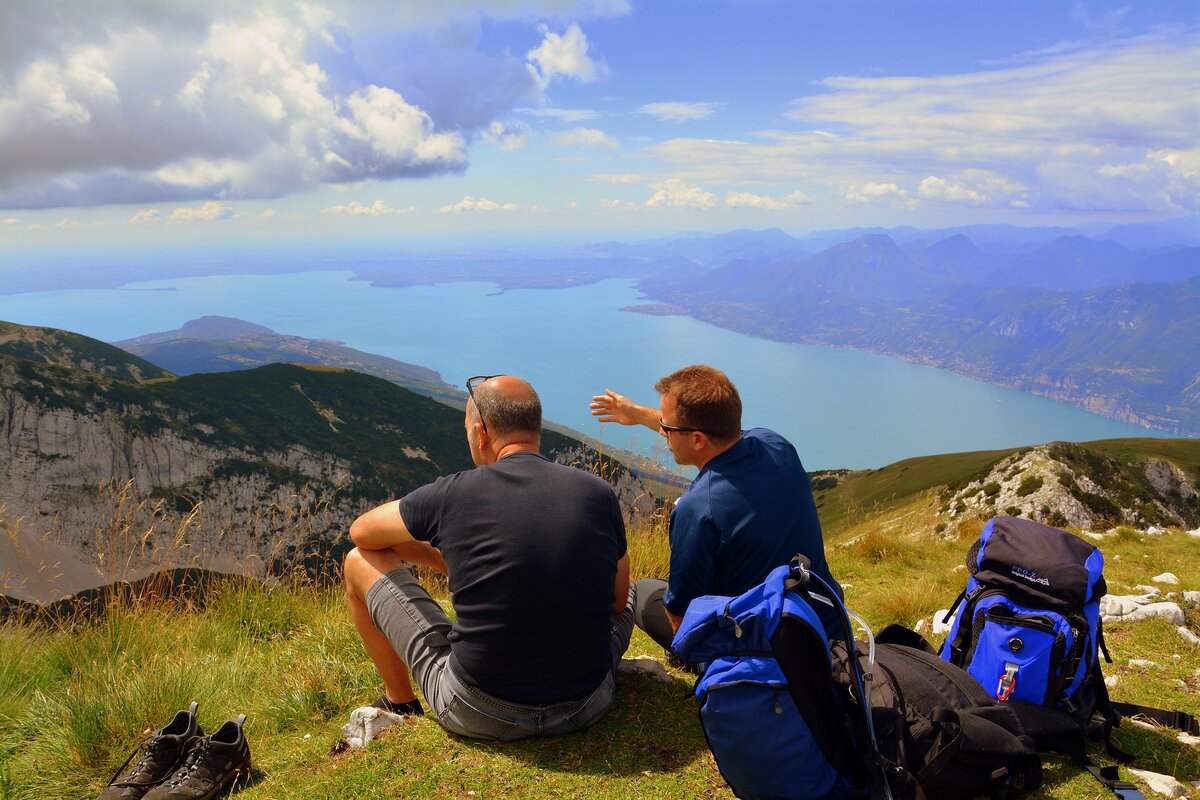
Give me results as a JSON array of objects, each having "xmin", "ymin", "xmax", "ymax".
[{"xmin": 1109, "ymin": 702, "xmax": 1200, "ymax": 736}]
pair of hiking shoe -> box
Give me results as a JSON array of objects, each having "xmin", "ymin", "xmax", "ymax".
[{"xmin": 99, "ymin": 702, "xmax": 251, "ymax": 800}]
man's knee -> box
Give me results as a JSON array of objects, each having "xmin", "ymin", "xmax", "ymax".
[{"xmin": 344, "ymin": 546, "xmax": 388, "ymax": 602}]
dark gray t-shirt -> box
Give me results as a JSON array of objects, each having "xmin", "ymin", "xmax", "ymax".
[{"xmin": 400, "ymin": 451, "xmax": 626, "ymax": 704}]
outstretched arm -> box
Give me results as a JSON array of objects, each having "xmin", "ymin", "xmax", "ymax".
[{"xmin": 589, "ymin": 389, "xmax": 660, "ymax": 431}]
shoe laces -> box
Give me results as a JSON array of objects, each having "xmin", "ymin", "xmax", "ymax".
[
  {"xmin": 109, "ymin": 734, "xmax": 176, "ymax": 787},
  {"xmin": 165, "ymin": 736, "xmax": 221, "ymax": 786}
]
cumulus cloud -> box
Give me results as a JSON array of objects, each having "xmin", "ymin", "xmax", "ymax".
[
  {"xmin": 438, "ymin": 196, "xmax": 519, "ymax": 213},
  {"xmin": 842, "ymin": 183, "xmax": 916, "ymax": 210},
  {"xmin": 3, "ymin": 217, "xmax": 20, "ymax": 225},
  {"xmin": 590, "ymin": 173, "xmax": 642, "ymax": 184},
  {"xmin": 724, "ymin": 190, "xmax": 814, "ymax": 209},
  {"xmin": 322, "ymin": 200, "xmax": 412, "ymax": 216},
  {"xmin": 599, "ymin": 198, "xmax": 639, "ymax": 211},
  {"xmin": 645, "ymin": 178, "xmax": 718, "ymax": 210},
  {"xmin": 481, "ymin": 121, "xmax": 530, "ymax": 152},
  {"xmin": 918, "ymin": 171, "xmax": 1030, "ymax": 207},
  {"xmin": 549, "ymin": 127, "xmax": 618, "ymax": 149},
  {"xmin": 638, "ymin": 101, "xmax": 724, "ymax": 122},
  {"xmin": 169, "ymin": 201, "xmax": 235, "ymax": 221},
  {"xmin": 646, "ymin": 28, "xmax": 1198, "ymax": 215},
  {"xmin": 129, "ymin": 209, "xmax": 161, "ymax": 224},
  {"xmin": 526, "ymin": 23, "xmax": 607, "ymax": 89},
  {"xmin": 0, "ymin": 2, "xmax": 555, "ymax": 209}
]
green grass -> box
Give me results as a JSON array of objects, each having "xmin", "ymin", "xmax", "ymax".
[{"xmin": 3, "ymin": 488, "xmax": 1199, "ymax": 798}]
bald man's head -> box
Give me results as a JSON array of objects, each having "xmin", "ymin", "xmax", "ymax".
[{"xmin": 469, "ymin": 375, "xmax": 542, "ymax": 438}]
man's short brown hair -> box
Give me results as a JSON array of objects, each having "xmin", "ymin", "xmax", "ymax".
[{"xmin": 655, "ymin": 365, "xmax": 741, "ymax": 443}]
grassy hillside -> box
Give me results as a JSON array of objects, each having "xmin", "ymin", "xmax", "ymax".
[
  {"xmin": 0, "ymin": 320, "xmax": 171, "ymax": 382},
  {"xmin": 814, "ymin": 437, "xmax": 1200, "ymax": 538},
  {"xmin": 2, "ymin": 478, "xmax": 1198, "ymax": 798}
]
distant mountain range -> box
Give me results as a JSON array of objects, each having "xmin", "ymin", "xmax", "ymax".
[
  {"xmin": 628, "ymin": 229, "xmax": 1200, "ymax": 436},
  {"xmin": 0, "ymin": 323, "xmax": 646, "ymax": 606}
]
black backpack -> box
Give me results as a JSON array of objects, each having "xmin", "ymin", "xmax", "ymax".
[{"xmin": 674, "ymin": 556, "xmax": 1043, "ymax": 800}]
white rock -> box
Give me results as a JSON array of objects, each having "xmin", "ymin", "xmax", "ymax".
[
  {"xmin": 1186, "ymin": 528, "xmax": 1200, "ymax": 538},
  {"xmin": 953, "ymin": 564, "xmax": 968, "ymax": 574},
  {"xmin": 341, "ymin": 707, "xmax": 408, "ymax": 749},
  {"xmin": 913, "ymin": 618, "xmax": 928, "ymax": 635},
  {"xmin": 1127, "ymin": 767, "xmax": 1190, "ymax": 798},
  {"xmin": 1114, "ymin": 555, "xmax": 1122, "ymax": 562},
  {"xmin": 932, "ymin": 610, "xmax": 955, "ymax": 637},
  {"xmin": 1129, "ymin": 658, "xmax": 1164, "ymax": 670},
  {"xmin": 618, "ymin": 655, "xmax": 673, "ymax": 683},
  {"xmin": 1152, "ymin": 572, "xmax": 1180, "ymax": 585},
  {"xmin": 1146, "ymin": 526, "xmax": 1165, "ymax": 536},
  {"xmin": 1104, "ymin": 674, "xmax": 1120, "ymax": 688},
  {"xmin": 1102, "ymin": 599, "xmax": 1185, "ymax": 626},
  {"xmin": 1184, "ymin": 591, "xmax": 1200, "ymax": 604},
  {"xmin": 1135, "ymin": 585, "xmax": 1162, "ymax": 596},
  {"xmin": 1179, "ymin": 734, "xmax": 1200, "ymax": 746},
  {"xmin": 1177, "ymin": 627, "xmax": 1200, "ymax": 646},
  {"xmin": 1167, "ymin": 592, "xmax": 1179, "ymax": 600},
  {"xmin": 1128, "ymin": 718, "xmax": 1160, "ymax": 731}
]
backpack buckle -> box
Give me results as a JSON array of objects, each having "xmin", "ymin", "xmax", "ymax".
[{"xmin": 997, "ymin": 662, "xmax": 1019, "ymax": 701}]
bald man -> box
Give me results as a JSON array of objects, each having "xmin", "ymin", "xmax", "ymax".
[{"xmin": 344, "ymin": 375, "xmax": 633, "ymax": 741}]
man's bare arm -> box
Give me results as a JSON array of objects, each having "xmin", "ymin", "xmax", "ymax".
[
  {"xmin": 349, "ymin": 500, "xmax": 448, "ymax": 575},
  {"xmin": 612, "ymin": 553, "xmax": 631, "ymax": 615}
]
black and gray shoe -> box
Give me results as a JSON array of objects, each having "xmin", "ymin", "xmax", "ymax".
[
  {"xmin": 99, "ymin": 702, "xmax": 203, "ymax": 800},
  {"xmin": 143, "ymin": 714, "xmax": 251, "ymax": 800}
]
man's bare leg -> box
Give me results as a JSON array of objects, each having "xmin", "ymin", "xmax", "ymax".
[{"xmin": 344, "ymin": 546, "xmax": 420, "ymax": 704}]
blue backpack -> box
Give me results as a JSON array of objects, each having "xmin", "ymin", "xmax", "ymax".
[
  {"xmin": 672, "ymin": 557, "xmax": 1044, "ymax": 800},
  {"xmin": 939, "ymin": 516, "xmax": 1112, "ymax": 731},
  {"xmin": 671, "ymin": 560, "xmax": 859, "ymax": 800}
]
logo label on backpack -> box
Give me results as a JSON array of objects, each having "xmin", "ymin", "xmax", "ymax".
[{"xmin": 1011, "ymin": 565, "xmax": 1050, "ymax": 587}]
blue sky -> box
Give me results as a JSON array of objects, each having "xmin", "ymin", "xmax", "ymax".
[{"xmin": 1, "ymin": 0, "xmax": 1197, "ymax": 251}]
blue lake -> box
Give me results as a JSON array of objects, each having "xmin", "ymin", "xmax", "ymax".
[{"xmin": 0, "ymin": 271, "xmax": 1175, "ymax": 470}]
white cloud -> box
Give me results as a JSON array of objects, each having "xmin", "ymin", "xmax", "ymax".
[
  {"xmin": 646, "ymin": 28, "xmax": 1199, "ymax": 216},
  {"xmin": 549, "ymin": 127, "xmax": 618, "ymax": 149},
  {"xmin": 438, "ymin": 196, "xmax": 519, "ymax": 213},
  {"xmin": 55, "ymin": 218, "xmax": 81, "ymax": 229},
  {"xmin": 261, "ymin": 208, "xmax": 276, "ymax": 218},
  {"xmin": 565, "ymin": 201, "xmax": 579, "ymax": 209},
  {"xmin": 0, "ymin": 3, "xmax": 533, "ymax": 209},
  {"xmin": 645, "ymin": 178, "xmax": 718, "ymax": 210},
  {"xmin": 169, "ymin": 201, "xmax": 235, "ymax": 221},
  {"xmin": 481, "ymin": 121, "xmax": 530, "ymax": 152},
  {"xmin": 590, "ymin": 173, "xmax": 642, "ymax": 184},
  {"xmin": 129, "ymin": 209, "xmax": 161, "ymax": 224},
  {"xmin": 2, "ymin": 218, "xmax": 20, "ymax": 225},
  {"xmin": 842, "ymin": 183, "xmax": 916, "ymax": 210},
  {"xmin": 322, "ymin": 200, "xmax": 412, "ymax": 217},
  {"xmin": 724, "ymin": 190, "xmax": 814, "ymax": 209},
  {"xmin": 526, "ymin": 23, "xmax": 607, "ymax": 89},
  {"xmin": 519, "ymin": 107, "xmax": 600, "ymax": 122},
  {"xmin": 638, "ymin": 101, "xmax": 724, "ymax": 122},
  {"xmin": 918, "ymin": 171, "xmax": 1029, "ymax": 207}
]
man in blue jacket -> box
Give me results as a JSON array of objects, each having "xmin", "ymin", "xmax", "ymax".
[{"xmin": 590, "ymin": 364, "xmax": 842, "ymax": 650}]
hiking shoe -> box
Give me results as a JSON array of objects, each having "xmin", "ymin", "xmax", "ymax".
[
  {"xmin": 143, "ymin": 714, "xmax": 251, "ymax": 800},
  {"xmin": 370, "ymin": 695, "xmax": 424, "ymax": 716},
  {"xmin": 99, "ymin": 702, "xmax": 203, "ymax": 800}
]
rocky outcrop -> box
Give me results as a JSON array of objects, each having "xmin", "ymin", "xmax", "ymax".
[{"xmin": 939, "ymin": 443, "xmax": 1199, "ymax": 530}]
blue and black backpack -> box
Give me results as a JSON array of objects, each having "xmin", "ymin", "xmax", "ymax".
[
  {"xmin": 672, "ymin": 556, "xmax": 1043, "ymax": 800},
  {"xmin": 939, "ymin": 516, "xmax": 1115, "ymax": 739}
]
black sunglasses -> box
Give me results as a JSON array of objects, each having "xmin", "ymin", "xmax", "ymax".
[
  {"xmin": 659, "ymin": 418, "xmax": 707, "ymax": 435},
  {"xmin": 466, "ymin": 375, "xmax": 502, "ymax": 433}
]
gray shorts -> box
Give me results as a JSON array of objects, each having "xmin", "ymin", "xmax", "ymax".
[{"xmin": 365, "ymin": 566, "xmax": 634, "ymax": 741}]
